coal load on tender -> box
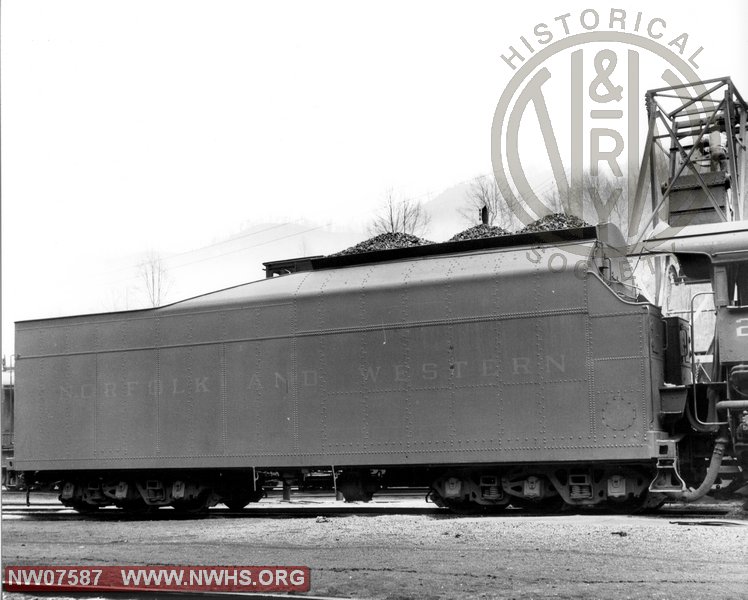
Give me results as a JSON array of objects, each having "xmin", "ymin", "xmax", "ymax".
[
  {"xmin": 332, "ymin": 232, "xmax": 435, "ymax": 256},
  {"xmin": 449, "ymin": 224, "xmax": 510, "ymax": 241},
  {"xmin": 519, "ymin": 213, "xmax": 591, "ymax": 233}
]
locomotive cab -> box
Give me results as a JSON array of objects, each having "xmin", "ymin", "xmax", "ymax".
[{"xmin": 634, "ymin": 225, "xmax": 748, "ymax": 501}]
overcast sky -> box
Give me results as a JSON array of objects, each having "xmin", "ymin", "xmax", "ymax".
[{"xmin": 2, "ymin": 0, "xmax": 747, "ymax": 358}]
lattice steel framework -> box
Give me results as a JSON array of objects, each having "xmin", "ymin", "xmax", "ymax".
[{"xmin": 631, "ymin": 77, "xmax": 748, "ymax": 233}]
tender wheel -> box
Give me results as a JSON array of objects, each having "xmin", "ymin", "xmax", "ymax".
[
  {"xmin": 116, "ymin": 500, "xmax": 157, "ymax": 515},
  {"xmin": 222, "ymin": 487, "xmax": 264, "ymax": 510},
  {"xmin": 172, "ymin": 497, "xmax": 209, "ymax": 514},
  {"xmin": 515, "ymin": 495, "xmax": 565, "ymax": 513},
  {"xmin": 337, "ymin": 472, "xmax": 378, "ymax": 502},
  {"xmin": 426, "ymin": 488, "xmax": 446, "ymax": 507},
  {"xmin": 223, "ymin": 497, "xmax": 250, "ymax": 511},
  {"xmin": 428, "ymin": 489, "xmax": 509, "ymax": 514},
  {"xmin": 68, "ymin": 501, "xmax": 101, "ymax": 514}
]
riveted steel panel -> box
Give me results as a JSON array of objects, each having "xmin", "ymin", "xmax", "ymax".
[
  {"xmin": 532, "ymin": 267, "xmax": 591, "ymax": 312},
  {"xmin": 498, "ymin": 318, "xmax": 543, "ymax": 385},
  {"xmin": 158, "ymin": 345, "xmax": 222, "ymax": 457},
  {"xmin": 15, "ymin": 322, "xmax": 59, "ymax": 357},
  {"xmin": 294, "ymin": 335, "xmax": 324, "ymax": 457},
  {"xmin": 535, "ymin": 314, "xmax": 588, "ymax": 380},
  {"xmin": 594, "ymin": 356, "xmax": 647, "ymax": 395},
  {"xmin": 14, "ymin": 240, "xmax": 664, "ymax": 472},
  {"xmin": 302, "ymin": 267, "xmax": 374, "ymax": 330},
  {"xmin": 223, "ymin": 341, "xmax": 263, "ymax": 456},
  {"xmin": 448, "ymin": 322, "xmax": 501, "ymax": 376},
  {"xmin": 94, "ymin": 350, "xmax": 158, "ymax": 459},
  {"xmin": 450, "ymin": 385, "xmax": 501, "ymax": 452},
  {"xmin": 96, "ymin": 315, "xmax": 159, "ymax": 353},
  {"xmin": 407, "ymin": 388, "xmax": 453, "ymax": 449},
  {"xmin": 217, "ymin": 303, "xmax": 294, "ymax": 344},
  {"xmin": 14, "ymin": 356, "xmax": 53, "ymax": 462},
  {"xmin": 597, "ymin": 390, "xmax": 645, "ymax": 446},
  {"xmin": 360, "ymin": 391, "xmax": 409, "ymax": 453},
  {"xmin": 57, "ymin": 321, "xmax": 99, "ymax": 355},
  {"xmin": 96, "ymin": 319, "xmax": 131, "ymax": 354},
  {"xmin": 19, "ymin": 353, "xmax": 97, "ymax": 462},
  {"xmin": 244, "ymin": 338, "xmax": 296, "ymax": 456},
  {"xmin": 324, "ymin": 391, "xmax": 367, "ymax": 454},
  {"xmin": 320, "ymin": 331, "xmax": 370, "ymax": 394},
  {"xmin": 499, "ymin": 385, "xmax": 543, "ymax": 451},
  {"xmin": 403, "ymin": 326, "xmax": 455, "ymax": 388},
  {"xmin": 358, "ymin": 329, "xmax": 411, "ymax": 393},
  {"xmin": 543, "ymin": 381, "xmax": 592, "ymax": 443},
  {"xmin": 158, "ymin": 313, "xmax": 199, "ymax": 347},
  {"xmin": 94, "ymin": 352, "xmax": 130, "ymax": 459},
  {"xmin": 590, "ymin": 314, "xmax": 645, "ymax": 358}
]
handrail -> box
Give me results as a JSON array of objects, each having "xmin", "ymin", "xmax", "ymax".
[{"xmin": 688, "ymin": 291, "xmax": 727, "ymax": 426}]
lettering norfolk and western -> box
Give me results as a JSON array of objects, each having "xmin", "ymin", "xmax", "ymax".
[{"xmin": 58, "ymin": 355, "xmax": 567, "ymax": 400}]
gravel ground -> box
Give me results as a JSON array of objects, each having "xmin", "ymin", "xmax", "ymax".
[{"xmin": 3, "ymin": 494, "xmax": 747, "ymax": 600}]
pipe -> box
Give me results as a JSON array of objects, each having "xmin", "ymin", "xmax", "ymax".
[
  {"xmin": 666, "ymin": 436, "xmax": 729, "ymax": 502},
  {"xmin": 716, "ymin": 400, "xmax": 748, "ymax": 411}
]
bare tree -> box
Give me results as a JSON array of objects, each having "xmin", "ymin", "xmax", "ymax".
[
  {"xmin": 100, "ymin": 287, "xmax": 133, "ymax": 312},
  {"xmin": 460, "ymin": 176, "xmax": 520, "ymax": 230},
  {"xmin": 539, "ymin": 173, "xmax": 618, "ymax": 225},
  {"xmin": 540, "ymin": 155, "xmax": 669, "ymax": 238},
  {"xmin": 139, "ymin": 251, "xmax": 170, "ymax": 307},
  {"xmin": 539, "ymin": 186, "xmax": 565, "ymax": 216},
  {"xmin": 369, "ymin": 191, "xmax": 431, "ymax": 237}
]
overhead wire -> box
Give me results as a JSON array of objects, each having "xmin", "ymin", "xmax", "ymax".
[
  {"xmin": 166, "ymin": 223, "xmax": 331, "ymax": 271},
  {"xmin": 98, "ymin": 170, "xmax": 574, "ymax": 287},
  {"xmin": 100, "ymin": 222, "xmax": 331, "ymax": 285},
  {"xmin": 93, "ymin": 222, "xmax": 297, "ymax": 279}
]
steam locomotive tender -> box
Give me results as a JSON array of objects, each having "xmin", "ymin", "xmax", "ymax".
[{"xmin": 14, "ymin": 222, "xmax": 747, "ymax": 513}]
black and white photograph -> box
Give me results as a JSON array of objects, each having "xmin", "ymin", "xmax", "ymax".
[{"xmin": 2, "ymin": 1, "xmax": 747, "ymax": 598}]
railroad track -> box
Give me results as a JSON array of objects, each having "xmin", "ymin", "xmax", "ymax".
[{"xmin": 2, "ymin": 491, "xmax": 741, "ymax": 521}]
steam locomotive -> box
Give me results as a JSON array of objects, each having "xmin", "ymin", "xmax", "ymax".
[{"xmin": 11, "ymin": 78, "xmax": 748, "ymax": 513}]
